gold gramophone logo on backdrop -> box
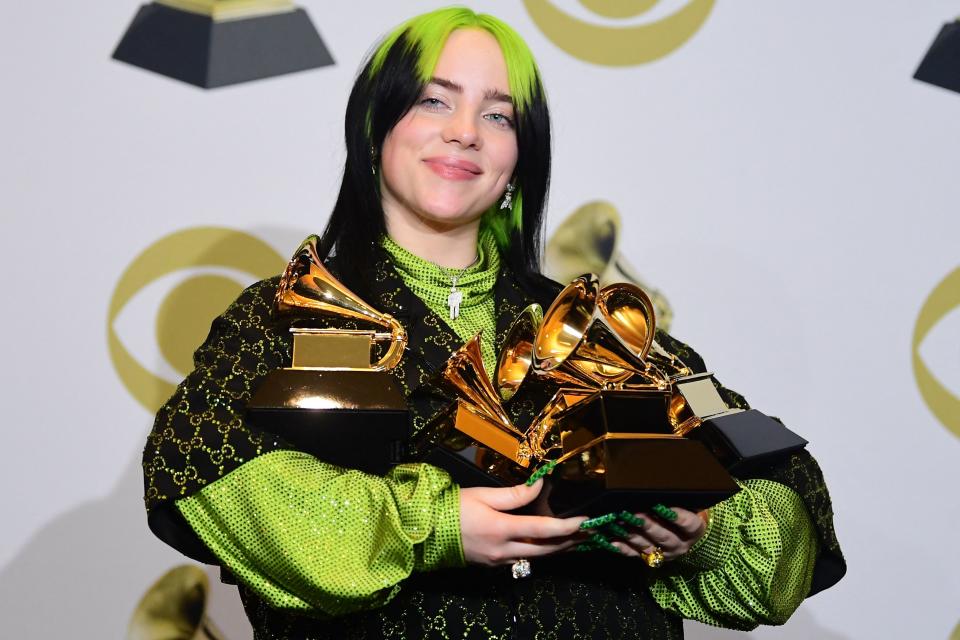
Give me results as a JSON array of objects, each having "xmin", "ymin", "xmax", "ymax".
[
  {"xmin": 523, "ymin": 0, "xmax": 715, "ymax": 66},
  {"xmin": 108, "ymin": 227, "xmax": 284, "ymax": 412},
  {"xmin": 912, "ymin": 267, "xmax": 960, "ymax": 440}
]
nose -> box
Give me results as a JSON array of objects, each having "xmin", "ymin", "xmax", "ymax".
[{"xmin": 442, "ymin": 110, "xmax": 481, "ymax": 150}]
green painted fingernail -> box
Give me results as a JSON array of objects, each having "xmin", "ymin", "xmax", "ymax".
[
  {"xmin": 618, "ymin": 511, "xmax": 645, "ymax": 527},
  {"xmin": 525, "ymin": 460, "xmax": 558, "ymax": 486},
  {"xmin": 580, "ymin": 512, "xmax": 617, "ymax": 530},
  {"xmin": 590, "ymin": 532, "xmax": 622, "ymax": 554},
  {"xmin": 605, "ymin": 523, "xmax": 630, "ymax": 538},
  {"xmin": 653, "ymin": 504, "xmax": 679, "ymax": 521}
]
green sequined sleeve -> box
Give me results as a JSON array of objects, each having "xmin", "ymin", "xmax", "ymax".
[
  {"xmin": 176, "ymin": 450, "xmax": 465, "ymax": 617},
  {"xmin": 649, "ymin": 478, "xmax": 818, "ymax": 630}
]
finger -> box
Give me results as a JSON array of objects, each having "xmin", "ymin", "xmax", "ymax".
[
  {"xmin": 649, "ymin": 508, "xmax": 706, "ymax": 543},
  {"xmin": 612, "ymin": 540, "xmax": 642, "ymax": 557},
  {"xmin": 509, "ymin": 513, "xmax": 588, "ymax": 540},
  {"xmin": 470, "ymin": 480, "xmax": 543, "ymax": 512},
  {"xmin": 620, "ymin": 530, "xmax": 657, "ymax": 554},
  {"xmin": 636, "ymin": 513, "xmax": 683, "ymax": 552},
  {"xmin": 667, "ymin": 507, "xmax": 707, "ymax": 540},
  {"xmin": 502, "ymin": 537, "xmax": 582, "ymax": 561},
  {"xmin": 651, "ymin": 504, "xmax": 679, "ymax": 522}
]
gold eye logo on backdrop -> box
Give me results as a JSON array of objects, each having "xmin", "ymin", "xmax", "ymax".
[
  {"xmin": 108, "ymin": 227, "xmax": 284, "ymax": 413},
  {"xmin": 912, "ymin": 267, "xmax": 960, "ymax": 440},
  {"xmin": 523, "ymin": 0, "xmax": 715, "ymax": 66}
]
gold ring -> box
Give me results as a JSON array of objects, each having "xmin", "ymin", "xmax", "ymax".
[{"xmin": 641, "ymin": 546, "xmax": 664, "ymax": 569}]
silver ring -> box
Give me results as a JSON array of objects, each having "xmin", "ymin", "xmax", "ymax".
[{"xmin": 511, "ymin": 558, "xmax": 531, "ymax": 579}]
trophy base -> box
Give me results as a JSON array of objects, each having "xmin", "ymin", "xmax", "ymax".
[
  {"xmin": 670, "ymin": 373, "xmax": 808, "ymax": 473},
  {"xmin": 543, "ymin": 436, "xmax": 738, "ymax": 516},
  {"xmin": 247, "ymin": 369, "xmax": 408, "ymax": 475},
  {"xmin": 691, "ymin": 409, "xmax": 808, "ymax": 474},
  {"xmin": 554, "ymin": 388, "xmax": 674, "ymax": 459},
  {"xmin": 420, "ymin": 435, "xmax": 737, "ymax": 517},
  {"xmin": 112, "ymin": 3, "xmax": 334, "ymax": 88}
]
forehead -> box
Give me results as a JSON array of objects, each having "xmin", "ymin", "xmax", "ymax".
[{"xmin": 432, "ymin": 28, "xmax": 510, "ymax": 93}]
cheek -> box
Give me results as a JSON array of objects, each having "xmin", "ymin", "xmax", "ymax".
[
  {"xmin": 381, "ymin": 119, "xmax": 431, "ymax": 181},
  {"xmin": 492, "ymin": 136, "xmax": 519, "ymax": 178}
]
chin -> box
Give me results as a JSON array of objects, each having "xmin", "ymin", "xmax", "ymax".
[{"xmin": 417, "ymin": 197, "xmax": 488, "ymax": 228}]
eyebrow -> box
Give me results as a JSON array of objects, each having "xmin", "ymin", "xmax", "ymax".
[{"xmin": 429, "ymin": 76, "xmax": 513, "ymax": 105}]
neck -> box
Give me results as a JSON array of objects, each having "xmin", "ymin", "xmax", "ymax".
[{"xmin": 383, "ymin": 210, "xmax": 481, "ymax": 269}]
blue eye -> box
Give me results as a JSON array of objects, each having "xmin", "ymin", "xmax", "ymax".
[{"xmin": 486, "ymin": 113, "xmax": 515, "ymax": 129}]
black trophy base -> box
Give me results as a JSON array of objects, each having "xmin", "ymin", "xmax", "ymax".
[
  {"xmin": 247, "ymin": 369, "xmax": 408, "ymax": 475},
  {"xmin": 422, "ymin": 437, "xmax": 738, "ymax": 517},
  {"xmin": 112, "ymin": 3, "xmax": 334, "ymax": 88},
  {"xmin": 423, "ymin": 445, "xmax": 509, "ymax": 489},
  {"xmin": 691, "ymin": 409, "xmax": 808, "ymax": 474},
  {"xmin": 561, "ymin": 388, "xmax": 673, "ymax": 440},
  {"xmin": 544, "ymin": 437, "xmax": 738, "ymax": 517},
  {"xmin": 915, "ymin": 22, "xmax": 960, "ymax": 95}
]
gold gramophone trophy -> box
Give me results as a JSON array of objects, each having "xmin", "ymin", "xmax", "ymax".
[
  {"xmin": 127, "ymin": 565, "xmax": 225, "ymax": 640},
  {"xmin": 417, "ymin": 274, "xmax": 738, "ymax": 516},
  {"xmin": 246, "ymin": 235, "xmax": 409, "ymax": 474}
]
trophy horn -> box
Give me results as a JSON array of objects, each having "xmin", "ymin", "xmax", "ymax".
[
  {"xmin": 442, "ymin": 333, "xmax": 519, "ymax": 435},
  {"xmin": 495, "ymin": 303, "xmax": 543, "ymax": 401},
  {"xmin": 275, "ymin": 235, "xmax": 407, "ymax": 370},
  {"xmin": 127, "ymin": 565, "xmax": 226, "ymax": 640},
  {"xmin": 496, "ymin": 301, "xmax": 619, "ymax": 400},
  {"xmin": 544, "ymin": 200, "xmax": 674, "ymax": 332},
  {"xmin": 597, "ymin": 282, "xmax": 656, "ymax": 363},
  {"xmin": 534, "ymin": 275, "xmax": 651, "ymax": 385}
]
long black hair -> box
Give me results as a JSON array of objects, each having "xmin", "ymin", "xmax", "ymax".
[{"xmin": 317, "ymin": 8, "xmax": 552, "ymax": 293}]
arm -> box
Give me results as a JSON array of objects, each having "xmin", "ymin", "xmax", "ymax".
[
  {"xmin": 144, "ymin": 277, "xmax": 467, "ymax": 616},
  {"xmin": 647, "ymin": 479, "xmax": 818, "ymax": 629},
  {"xmin": 176, "ymin": 451, "xmax": 464, "ymax": 617},
  {"xmin": 638, "ymin": 331, "xmax": 844, "ymax": 627},
  {"xmin": 145, "ymin": 277, "xmax": 584, "ymax": 617}
]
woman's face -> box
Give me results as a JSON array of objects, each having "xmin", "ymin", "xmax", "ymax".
[{"xmin": 379, "ymin": 28, "xmax": 519, "ymax": 232}]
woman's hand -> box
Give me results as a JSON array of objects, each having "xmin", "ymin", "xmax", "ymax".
[
  {"xmin": 459, "ymin": 479, "xmax": 587, "ymax": 566},
  {"xmin": 613, "ymin": 507, "xmax": 707, "ymax": 561}
]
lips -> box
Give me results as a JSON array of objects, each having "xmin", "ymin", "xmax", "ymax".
[{"xmin": 423, "ymin": 156, "xmax": 482, "ymax": 180}]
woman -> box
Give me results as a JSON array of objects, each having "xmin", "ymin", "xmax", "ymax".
[{"xmin": 143, "ymin": 8, "xmax": 844, "ymax": 639}]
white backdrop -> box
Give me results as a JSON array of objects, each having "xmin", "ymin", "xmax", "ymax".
[{"xmin": 2, "ymin": 1, "xmax": 959, "ymax": 638}]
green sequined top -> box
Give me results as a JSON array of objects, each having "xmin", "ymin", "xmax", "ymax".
[
  {"xmin": 172, "ymin": 233, "xmax": 823, "ymax": 634},
  {"xmin": 380, "ymin": 229, "xmax": 500, "ymax": 377},
  {"xmin": 147, "ymin": 233, "xmax": 844, "ymax": 639}
]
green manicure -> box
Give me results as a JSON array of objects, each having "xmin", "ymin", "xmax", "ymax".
[
  {"xmin": 524, "ymin": 460, "xmax": 557, "ymax": 486},
  {"xmin": 579, "ymin": 512, "xmax": 617, "ymax": 530},
  {"xmin": 618, "ymin": 511, "xmax": 645, "ymax": 527},
  {"xmin": 590, "ymin": 532, "xmax": 622, "ymax": 554},
  {"xmin": 652, "ymin": 504, "xmax": 679, "ymax": 522},
  {"xmin": 604, "ymin": 522, "xmax": 630, "ymax": 538}
]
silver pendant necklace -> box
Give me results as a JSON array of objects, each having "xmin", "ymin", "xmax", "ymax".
[{"xmin": 444, "ymin": 255, "xmax": 479, "ymax": 320}]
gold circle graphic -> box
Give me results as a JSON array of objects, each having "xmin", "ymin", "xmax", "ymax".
[
  {"xmin": 107, "ymin": 227, "xmax": 285, "ymax": 412},
  {"xmin": 912, "ymin": 267, "xmax": 960, "ymax": 439},
  {"xmin": 523, "ymin": 0, "xmax": 715, "ymax": 66},
  {"xmin": 578, "ymin": 0, "xmax": 658, "ymax": 19}
]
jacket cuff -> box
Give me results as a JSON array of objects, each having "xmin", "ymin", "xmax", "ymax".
[
  {"xmin": 676, "ymin": 499, "xmax": 737, "ymax": 571},
  {"xmin": 415, "ymin": 483, "xmax": 465, "ymax": 571}
]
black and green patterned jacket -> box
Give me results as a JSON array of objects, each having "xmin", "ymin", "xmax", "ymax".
[{"xmin": 143, "ymin": 249, "xmax": 844, "ymax": 639}]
